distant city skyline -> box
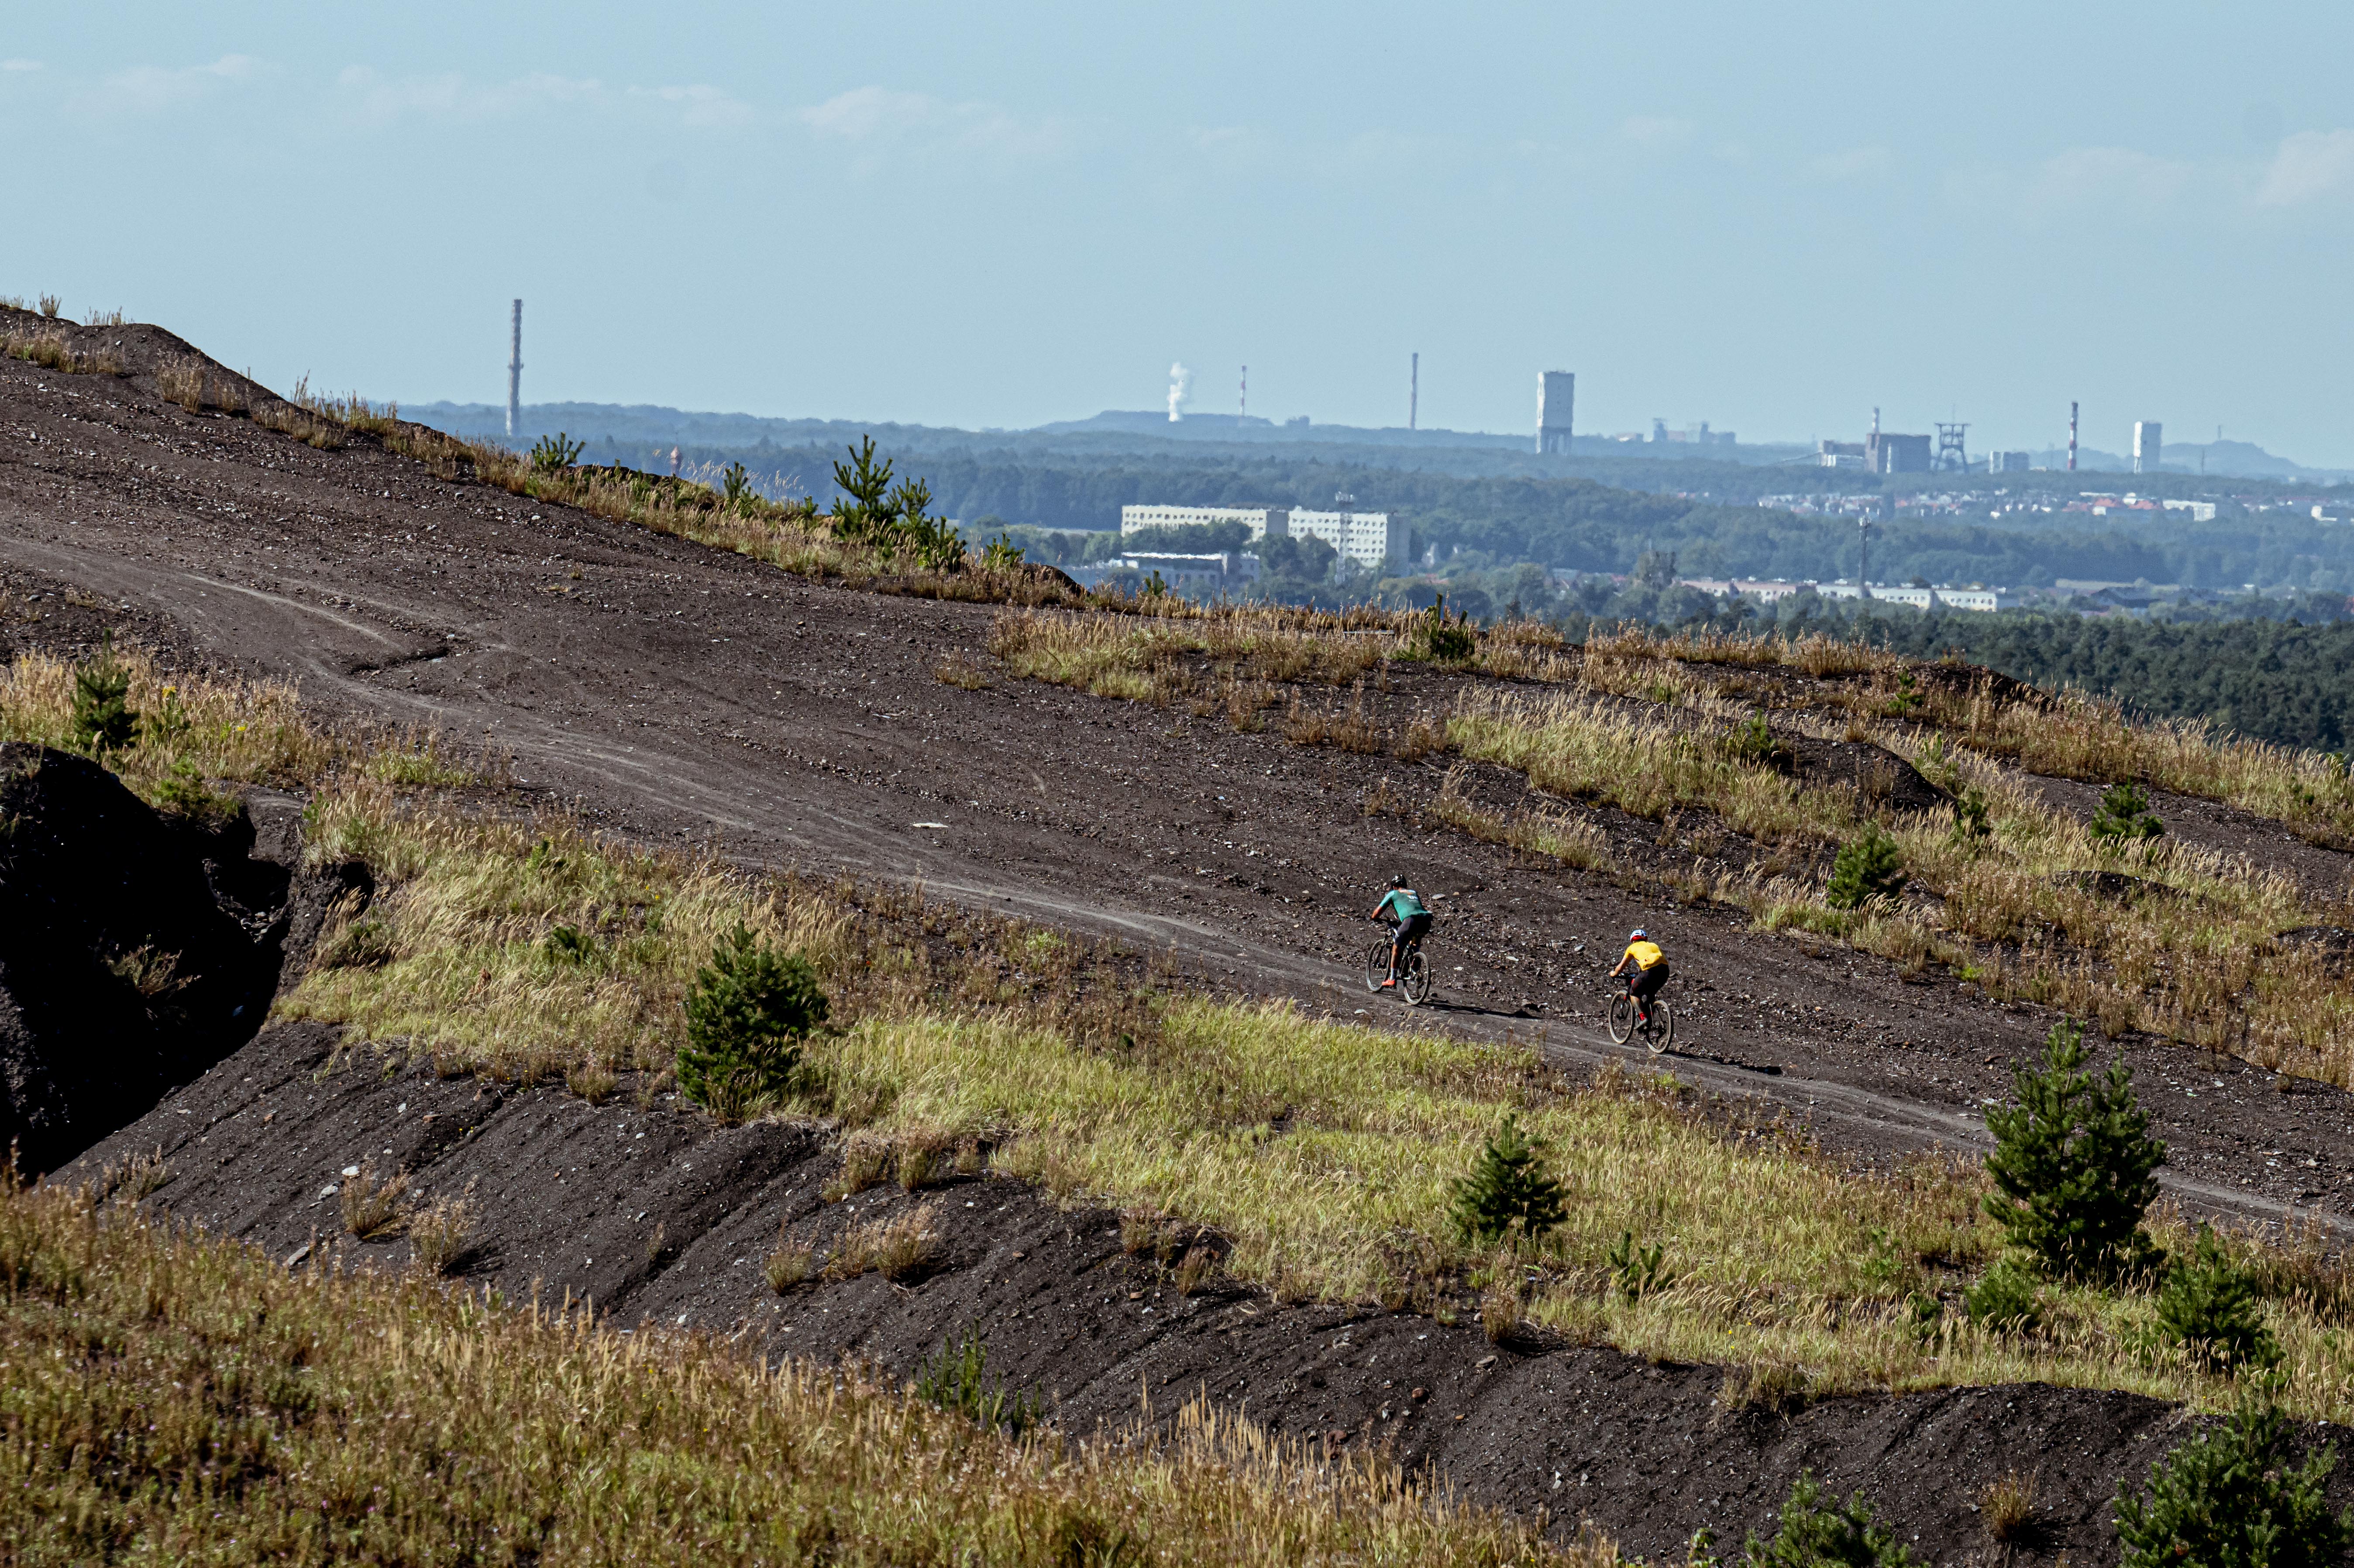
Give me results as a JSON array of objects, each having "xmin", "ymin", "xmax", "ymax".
[{"xmin": 6, "ymin": 3, "xmax": 2352, "ymax": 463}]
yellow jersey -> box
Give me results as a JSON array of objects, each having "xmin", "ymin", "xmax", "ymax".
[{"xmin": 1624, "ymin": 940, "xmax": 1665, "ymax": 970}]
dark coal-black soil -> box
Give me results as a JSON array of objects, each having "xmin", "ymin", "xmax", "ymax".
[
  {"xmin": 62, "ymin": 1021, "xmax": 2354, "ymax": 1566},
  {"xmin": 9, "ymin": 331, "xmax": 2354, "ymax": 1225},
  {"xmin": 0, "ymin": 743, "xmax": 322, "ymax": 1169}
]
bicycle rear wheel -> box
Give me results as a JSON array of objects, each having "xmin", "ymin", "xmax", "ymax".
[
  {"xmin": 1606, "ymin": 992, "xmax": 1633, "ymax": 1044},
  {"xmin": 1400, "ymin": 947, "xmax": 1433, "ymax": 1005},
  {"xmin": 1364, "ymin": 939, "xmax": 1392, "ymax": 994},
  {"xmin": 1643, "ymin": 999, "xmax": 1676, "ymax": 1055}
]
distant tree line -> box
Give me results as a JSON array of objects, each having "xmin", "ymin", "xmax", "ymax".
[
  {"xmin": 709, "ymin": 443, "xmax": 2354, "ymax": 595},
  {"xmin": 1848, "ymin": 609, "xmax": 2354, "ymax": 751}
]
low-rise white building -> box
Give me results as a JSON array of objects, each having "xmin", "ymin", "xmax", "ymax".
[
  {"xmin": 1119, "ymin": 505, "xmax": 1290, "ymax": 539},
  {"xmin": 1066, "ymin": 551, "xmax": 1259, "ymax": 593},
  {"xmin": 1685, "ymin": 578, "xmax": 2000, "ymax": 612},
  {"xmin": 1934, "ymin": 588, "xmax": 1999, "ymax": 611},
  {"xmin": 1283, "ymin": 509, "xmax": 1407, "ymax": 570},
  {"xmin": 1118, "ymin": 502, "xmax": 1407, "ymax": 570}
]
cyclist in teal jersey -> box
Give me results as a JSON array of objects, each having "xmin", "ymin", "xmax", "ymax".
[{"xmin": 1370, "ymin": 875, "xmax": 1432, "ymax": 989}]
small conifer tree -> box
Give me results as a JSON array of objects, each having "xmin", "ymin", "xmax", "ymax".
[
  {"xmin": 1950, "ymin": 786, "xmax": 1992, "ymax": 844},
  {"xmin": 1446, "ymin": 1114, "xmax": 1568, "ymax": 1248},
  {"xmin": 1963, "ymin": 1256, "xmax": 2043, "ymax": 1333},
  {"xmin": 1826, "ymin": 825, "xmax": 1906, "ymax": 910},
  {"xmin": 2114, "ymin": 1396, "xmax": 2353, "ymax": 1568},
  {"xmin": 1409, "ymin": 596, "xmax": 1476, "ymax": 662},
  {"xmin": 678, "ymin": 923, "xmax": 828, "ymax": 1119},
  {"xmin": 1982, "ymin": 1018, "xmax": 2166, "ymax": 1279},
  {"xmin": 2090, "ymin": 779, "xmax": 2164, "ymax": 842},
  {"xmin": 70, "ymin": 640, "xmax": 140, "ymax": 756},
  {"xmin": 2154, "ymin": 1224, "xmax": 2281, "ymax": 1372},
  {"xmin": 829, "ymin": 436, "xmax": 899, "ymax": 544},
  {"xmin": 1745, "ymin": 1472, "xmax": 1920, "ymax": 1568}
]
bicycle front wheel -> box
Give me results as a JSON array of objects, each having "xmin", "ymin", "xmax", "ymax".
[
  {"xmin": 1606, "ymin": 993, "xmax": 1633, "ymax": 1044},
  {"xmin": 1644, "ymin": 999, "xmax": 1676, "ymax": 1055},
  {"xmin": 1401, "ymin": 948, "xmax": 1433, "ymax": 1006},
  {"xmin": 1364, "ymin": 939, "xmax": 1392, "ymax": 994}
]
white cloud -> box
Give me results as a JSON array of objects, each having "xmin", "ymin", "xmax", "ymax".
[
  {"xmin": 336, "ymin": 68, "xmax": 599, "ymax": 122},
  {"xmin": 2257, "ymin": 129, "xmax": 2354, "ymax": 207},
  {"xmin": 76, "ymin": 54, "xmax": 261, "ymax": 117},
  {"xmin": 1617, "ymin": 115, "xmax": 1695, "ymax": 151},
  {"xmin": 630, "ymin": 83, "xmax": 754, "ymax": 130},
  {"xmin": 800, "ymin": 86, "xmax": 1072, "ymax": 165},
  {"xmin": 2022, "ymin": 145, "xmax": 2196, "ymax": 214},
  {"xmin": 1807, "ymin": 145, "xmax": 1893, "ymax": 182},
  {"xmin": 1, "ymin": 59, "xmax": 41, "ymax": 72},
  {"xmin": 1189, "ymin": 124, "xmax": 1264, "ymax": 156},
  {"xmin": 333, "ymin": 67, "xmax": 750, "ymax": 130}
]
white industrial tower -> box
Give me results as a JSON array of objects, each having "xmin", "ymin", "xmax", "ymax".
[
  {"xmin": 506, "ymin": 299, "xmax": 523, "ymax": 439},
  {"xmin": 1538, "ymin": 371, "xmax": 1574, "ymax": 454},
  {"xmin": 2134, "ymin": 420, "xmax": 2162, "ymax": 474}
]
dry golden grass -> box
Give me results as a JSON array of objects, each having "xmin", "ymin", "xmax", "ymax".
[
  {"xmin": 279, "ymin": 388, "xmax": 1086, "ymax": 609},
  {"xmin": 829, "ymin": 1200, "xmax": 944, "ymax": 1281},
  {"xmin": 0, "ymin": 323, "xmax": 126, "ymax": 378},
  {"xmin": 1433, "ymin": 683, "xmax": 2354, "ymax": 1083},
  {"xmin": 1979, "ymin": 1469, "xmax": 2039, "ymax": 1542},
  {"xmin": 990, "ymin": 604, "xmax": 1398, "ymax": 707},
  {"xmin": 1582, "ymin": 623, "xmax": 1895, "ymax": 678},
  {"xmin": 32, "ymin": 617, "xmax": 2350, "ymax": 1449},
  {"xmin": 273, "ymin": 779, "xmax": 2354, "ymax": 1418},
  {"xmin": 993, "ymin": 607, "xmax": 2354, "ymax": 855},
  {"xmin": 1575, "ymin": 626, "xmax": 2354, "ymax": 846},
  {"xmin": 338, "ymin": 1161, "xmax": 410, "ymax": 1239},
  {"xmin": 0, "ymin": 647, "xmax": 496, "ymax": 825},
  {"xmin": 405, "ymin": 1181, "xmax": 480, "ymax": 1275},
  {"xmin": 0, "ymin": 1180, "xmax": 1597, "ymax": 1565},
  {"xmin": 764, "ymin": 1235, "xmax": 817, "ymax": 1292},
  {"xmin": 284, "ymin": 779, "xmax": 1163, "ymax": 1088}
]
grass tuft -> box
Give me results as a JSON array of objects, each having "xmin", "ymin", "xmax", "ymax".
[{"xmin": 339, "ymin": 1162, "xmax": 410, "ymax": 1240}]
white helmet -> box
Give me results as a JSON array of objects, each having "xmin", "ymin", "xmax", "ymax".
[{"xmin": 1629, "ymin": 928, "xmax": 1647, "ymax": 941}]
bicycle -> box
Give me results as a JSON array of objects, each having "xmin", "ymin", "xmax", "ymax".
[
  {"xmin": 1363, "ymin": 919, "xmax": 1434, "ymax": 1005},
  {"xmin": 1606, "ymin": 975, "xmax": 1675, "ymax": 1054}
]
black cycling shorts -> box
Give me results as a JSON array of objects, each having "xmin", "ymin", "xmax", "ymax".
[
  {"xmin": 1631, "ymin": 960, "xmax": 1669, "ymax": 1000},
  {"xmin": 1394, "ymin": 911, "xmax": 1433, "ymax": 945}
]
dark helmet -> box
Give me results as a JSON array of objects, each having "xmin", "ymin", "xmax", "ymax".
[{"xmin": 1387, "ymin": 874, "xmax": 1408, "ymax": 889}]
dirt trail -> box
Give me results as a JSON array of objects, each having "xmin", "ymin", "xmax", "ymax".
[{"xmin": 4, "ymin": 348, "xmax": 2351, "ymax": 1229}]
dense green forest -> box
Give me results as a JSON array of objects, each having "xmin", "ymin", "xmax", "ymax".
[{"xmin": 1836, "ymin": 610, "xmax": 2354, "ymax": 751}]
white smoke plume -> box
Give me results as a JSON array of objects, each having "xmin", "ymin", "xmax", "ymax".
[{"xmin": 1167, "ymin": 361, "xmax": 1191, "ymax": 422}]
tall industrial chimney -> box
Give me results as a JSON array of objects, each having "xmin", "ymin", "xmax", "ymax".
[
  {"xmin": 1410, "ymin": 353, "xmax": 1419, "ymax": 431},
  {"xmin": 2068, "ymin": 401, "xmax": 2078, "ymax": 472},
  {"xmin": 1239, "ymin": 365, "xmax": 1247, "ymax": 419},
  {"xmin": 506, "ymin": 299, "xmax": 523, "ymax": 440}
]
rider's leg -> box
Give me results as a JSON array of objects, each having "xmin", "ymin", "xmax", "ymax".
[
  {"xmin": 1386, "ymin": 934, "xmax": 1403, "ymax": 982},
  {"xmin": 1633, "ymin": 963, "xmax": 1667, "ymax": 1024}
]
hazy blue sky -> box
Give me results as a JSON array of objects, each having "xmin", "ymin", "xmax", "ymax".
[{"xmin": 8, "ymin": 4, "xmax": 2353, "ymax": 461}]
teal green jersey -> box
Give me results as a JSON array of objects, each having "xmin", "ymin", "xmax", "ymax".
[{"xmin": 1378, "ymin": 888, "xmax": 1429, "ymax": 921}]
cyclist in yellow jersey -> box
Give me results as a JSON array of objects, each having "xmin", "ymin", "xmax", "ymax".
[{"xmin": 1610, "ymin": 928, "xmax": 1669, "ymax": 1025}]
